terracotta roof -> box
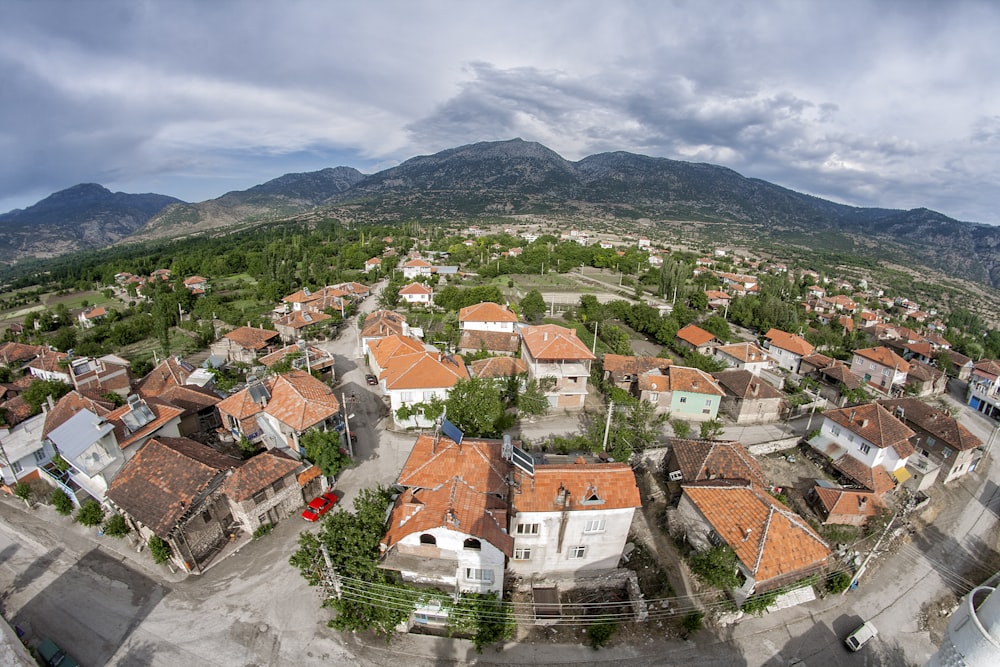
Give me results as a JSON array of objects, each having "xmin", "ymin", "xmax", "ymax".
[
  {"xmin": 459, "ymin": 302, "xmax": 518, "ymax": 323},
  {"xmin": 383, "ymin": 352, "xmax": 469, "ymax": 391},
  {"xmin": 282, "ymin": 289, "xmax": 319, "ymax": 304},
  {"xmin": 520, "ymin": 324, "xmax": 595, "ymax": 361},
  {"xmin": 670, "ymin": 439, "xmax": 767, "ymax": 486},
  {"xmin": 183, "ymin": 276, "xmax": 207, "ymax": 285},
  {"xmin": 108, "ymin": 397, "xmax": 186, "ymax": 451},
  {"xmin": 223, "ymin": 327, "xmax": 279, "ymax": 351},
  {"xmin": 81, "ymin": 306, "xmax": 107, "ymax": 319},
  {"xmin": 712, "ymin": 370, "xmax": 784, "ymax": 400},
  {"xmin": 401, "ymin": 259, "xmax": 432, "ymax": 268},
  {"xmin": 973, "ymin": 359, "xmax": 1000, "ymax": 378},
  {"xmin": 366, "ymin": 257, "xmax": 381, "ymax": 265},
  {"xmin": 714, "ymin": 342, "xmax": 771, "ymax": 365},
  {"xmin": 942, "ymin": 349, "xmax": 973, "ymax": 368},
  {"xmin": 854, "ymin": 347, "xmax": 911, "ymax": 373},
  {"xmin": 361, "ymin": 310, "xmax": 407, "ymax": 339},
  {"xmin": 42, "ymin": 390, "xmax": 115, "ymax": 438},
  {"xmin": 259, "ymin": 344, "xmax": 336, "ymax": 371},
  {"xmin": 399, "ymin": 282, "xmax": 433, "ymax": 295},
  {"xmin": 676, "ymin": 324, "xmax": 717, "ymax": 347},
  {"xmin": 265, "ymin": 370, "xmax": 341, "ymax": 431},
  {"xmin": 274, "ymin": 310, "xmax": 332, "ymax": 330},
  {"xmin": 682, "ymin": 483, "xmax": 830, "ymax": 585},
  {"xmin": 813, "ymin": 485, "xmax": 883, "ymax": 520},
  {"xmin": 224, "ymin": 449, "xmax": 303, "ymax": 502},
  {"xmin": 831, "ymin": 455, "xmax": 897, "ymax": 495},
  {"xmin": 905, "ymin": 361, "xmax": 944, "ymax": 384},
  {"xmin": 385, "ymin": 435, "xmax": 514, "ymax": 556},
  {"xmin": 106, "ymin": 436, "xmax": 241, "ymax": 538},
  {"xmin": 764, "ymin": 329, "xmax": 815, "ymax": 357},
  {"xmin": 136, "ymin": 357, "xmax": 195, "ymax": 397},
  {"xmin": 602, "ymin": 354, "xmax": 671, "ymax": 383},
  {"xmin": 800, "ymin": 352, "xmax": 834, "ymax": 370},
  {"xmin": 514, "ymin": 461, "xmax": 641, "ymax": 513},
  {"xmin": 458, "ymin": 330, "xmax": 520, "ymax": 354},
  {"xmin": 878, "ymin": 398, "xmax": 982, "ymax": 451},
  {"xmin": 156, "ymin": 384, "xmax": 221, "ymax": 414},
  {"xmin": 0, "ymin": 395, "xmax": 32, "ymax": 426},
  {"xmin": 297, "ymin": 465, "xmax": 322, "ymax": 487},
  {"xmin": 469, "ymin": 356, "xmax": 528, "ymax": 379},
  {"xmin": 369, "ymin": 334, "xmax": 425, "ymax": 370},
  {"xmin": 216, "ymin": 380, "xmax": 272, "ymax": 420},
  {"xmin": 639, "ymin": 366, "xmax": 725, "ymax": 395},
  {"xmin": 0, "ymin": 342, "xmax": 45, "ymax": 364},
  {"xmin": 822, "ymin": 403, "xmax": 915, "ymax": 457},
  {"xmin": 819, "ymin": 362, "xmax": 864, "ymax": 390},
  {"xmin": 27, "ymin": 348, "xmax": 68, "ymax": 373}
]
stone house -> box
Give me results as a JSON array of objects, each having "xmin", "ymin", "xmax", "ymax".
[{"xmin": 713, "ymin": 370, "xmax": 786, "ymax": 424}]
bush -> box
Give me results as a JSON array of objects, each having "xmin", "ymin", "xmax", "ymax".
[
  {"xmin": 681, "ymin": 610, "xmax": 704, "ymax": 637},
  {"xmin": 741, "ymin": 590, "xmax": 778, "ymax": 616},
  {"xmin": 689, "ymin": 544, "xmax": 741, "ymax": 590},
  {"xmin": 671, "ymin": 419, "xmax": 692, "ymax": 439},
  {"xmin": 825, "ymin": 570, "xmax": 853, "ymax": 594},
  {"xmin": 13, "ymin": 482, "xmax": 32, "ymax": 504},
  {"xmin": 587, "ymin": 617, "xmax": 618, "ymax": 649},
  {"xmin": 253, "ymin": 522, "xmax": 274, "ymax": 540},
  {"xmin": 50, "ymin": 488, "xmax": 74, "ymax": 515},
  {"xmin": 102, "ymin": 514, "xmax": 131, "ymax": 538},
  {"xmin": 75, "ymin": 499, "xmax": 105, "ymax": 527},
  {"xmin": 148, "ymin": 536, "xmax": 172, "ymax": 565}
]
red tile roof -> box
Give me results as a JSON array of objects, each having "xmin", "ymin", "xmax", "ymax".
[
  {"xmin": 713, "ymin": 342, "xmax": 771, "ymax": 365},
  {"xmin": 682, "ymin": 483, "xmax": 830, "ymax": 585},
  {"xmin": 459, "ymin": 302, "xmax": 519, "ymax": 323},
  {"xmin": 265, "ymin": 370, "xmax": 341, "ymax": 431},
  {"xmin": 765, "ymin": 329, "xmax": 815, "ymax": 357},
  {"xmin": 399, "ymin": 282, "xmax": 433, "ymax": 295},
  {"xmin": 639, "ymin": 366, "xmax": 724, "ymax": 395},
  {"xmin": 383, "ymin": 352, "xmax": 469, "ymax": 391},
  {"xmin": 670, "ymin": 439, "xmax": 767, "ymax": 486},
  {"xmin": 676, "ymin": 324, "xmax": 717, "ymax": 347},
  {"xmin": 878, "ymin": 398, "xmax": 982, "ymax": 451},
  {"xmin": 813, "ymin": 485, "xmax": 882, "ymax": 522},
  {"xmin": 369, "ymin": 334, "xmax": 426, "ymax": 370},
  {"xmin": 602, "ymin": 354, "xmax": 671, "ymax": 383},
  {"xmin": 108, "ymin": 397, "xmax": 185, "ymax": 451},
  {"xmin": 223, "ymin": 326, "xmax": 279, "ymax": 351},
  {"xmin": 136, "ymin": 357, "xmax": 195, "ymax": 397},
  {"xmin": 514, "ymin": 461, "xmax": 641, "ymax": 513},
  {"xmin": 520, "ymin": 324, "xmax": 596, "ymax": 361},
  {"xmin": 361, "ymin": 310, "xmax": 407, "ymax": 339},
  {"xmin": 831, "ymin": 455, "xmax": 897, "ymax": 495},
  {"xmin": 712, "ymin": 370, "xmax": 785, "ymax": 400},
  {"xmin": 274, "ymin": 309, "xmax": 333, "ymax": 330},
  {"xmin": 822, "ymin": 403, "xmax": 915, "ymax": 457},
  {"xmin": 224, "ymin": 449, "xmax": 304, "ymax": 502},
  {"xmin": 0, "ymin": 342, "xmax": 45, "ymax": 364},
  {"xmin": 469, "ymin": 356, "xmax": 528, "ymax": 379},
  {"xmin": 458, "ymin": 330, "xmax": 520, "ymax": 354},
  {"xmin": 42, "ymin": 390, "xmax": 116, "ymax": 438},
  {"xmin": 854, "ymin": 347, "xmax": 911, "ymax": 373}
]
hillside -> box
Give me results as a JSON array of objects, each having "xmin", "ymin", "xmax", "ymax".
[{"xmin": 0, "ymin": 184, "xmax": 182, "ymax": 262}]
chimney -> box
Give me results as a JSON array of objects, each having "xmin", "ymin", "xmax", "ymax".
[
  {"xmin": 860, "ymin": 419, "xmax": 869, "ymax": 428},
  {"xmin": 742, "ymin": 528, "xmax": 753, "ymax": 542},
  {"xmin": 750, "ymin": 383, "xmax": 759, "ymax": 396},
  {"xmin": 858, "ymin": 496, "xmax": 868, "ymax": 509},
  {"xmin": 47, "ymin": 394, "xmax": 56, "ymax": 411}
]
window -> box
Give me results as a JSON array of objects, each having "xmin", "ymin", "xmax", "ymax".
[
  {"xmin": 943, "ymin": 448, "xmax": 952, "ymax": 459},
  {"xmin": 704, "ymin": 399, "xmax": 712, "ymax": 407},
  {"xmin": 515, "ymin": 523, "xmax": 539, "ymax": 535},
  {"xmin": 463, "ymin": 538, "xmax": 481, "ymax": 550},
  {"xmin": 584, "ymin": 518, "xmax": 606, "ymax": 533},
  {"xmin": 202, "ymin": 510, "xmax": 212, "ymax": 523},
  {"xmin": 927, "ymin": 436, "xmax": 937, "ymax": 447},
  {"xmin": 258, "ymin": 514, "xmax": 267, "ymax": 525},
  {"xmin": 668, "ymin": 470, "xmax": 683, "ymax": 482},
  {"xmin": 11, "ymin": 461, "xmax": 22, "ymax": 474},
  {"xmin": 568, "ymin": 546, "xmax": 586, "ymax": 559},
  {"xmin": 227, "ymin": 415, "xmax": 239, "ymax": 429},
  {"xmin": 272, "ymin": 477, "xmax": 286, "ymax": 492},
  {"xmin": 419, "ymin": 534, "xmax": 437, "ymax": 545},
  {"xmin": 465, "ymin": 568, "xmax": 493, "ymax": 583},
  {"xmin": 702, "ymin": 408, "xmax": 711, "ymax": 414},
  {"xmin": 252, "ymin": 490, "xmax": 267, "ymax": 504},
  {"xmin": 679, "ymin": 396, "xmax": 688, "ymax": 404},
  {"xmin": 848, "ymin": 434, "xmax": 855, "ymax": 443},
  {"xmin": 831, "ymin": 426, "xmax": 841, "ymax": 437},
  {"xmin": 882, "ymin": 368, "xmax": 890, "ymax": 376},
  {"xmin": 400, "ymin": 391, "xmax": 414, "ymax": 402},
  {"xmin": 513, "ymin": 548, "xmax": 531, "ymax": 560},
  {"xmin": 33, "ymin": 450, "xmax": 46, "ymax": 463},
  {"xmin": 859, "ymin": 443, "xmax": 871, "ymax": 455},
  {"xmin": 648, "ymin": 392, "xmax": 658, "ymax": 402},
  {"xmin": 870, "ymin": 362, "xmax": 876, "ymax": 370}
]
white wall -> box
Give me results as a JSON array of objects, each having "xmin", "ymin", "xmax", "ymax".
[
  {"xmin": 462, "ymin": 320, "xmax": 515, "ymax": 333},
  {"xmin": 822, "ymin": 417, "xmax": 908, "ymax": 471},
  {"xmin": 507, "ymin": 507, "xmax": 635, "ymax": 575},
  {"xmin": 396, "ymin": 526, "xmax": 506, "ymax": 595}
]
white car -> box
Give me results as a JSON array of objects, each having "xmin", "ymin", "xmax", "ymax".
[{"xmin": 845, "ymin": 621, "xmax": 878, "ymax": 651}]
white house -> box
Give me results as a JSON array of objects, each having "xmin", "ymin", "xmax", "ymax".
[
  {"xmin": 0, "ymin": 413, "xmax": 52, "ymax": 487},
  {"xmin": 398, "ymin": 282, "xmax": 434, "ymax": 306},
  {"xmin": 763, "ymin": 328, "xmax": 815, "ymax": 374},
  {"xmin": 712, "ymin": 342, "xmax": 774, "ymax": 376},
  {"xmin": 383, "ymin": 352, "xmax": 469, "ymax": 428},
  {"xmin": 520, "ymin": 324, "xmax": 596, "ymax": 410},
  {"xmin": 458, "ymin": 302, "xmax": 520, "ymax": 356},
  {"xmin": 850, "ymin": 347, "xmax": 910, "ymax": 395},
  {"xmin": 45, "ymin": 408, "xmax": 125, "ymax": 502},
  {"xmin": 400, "ymin": 259, "xmax": 433, "ymax": 279}
]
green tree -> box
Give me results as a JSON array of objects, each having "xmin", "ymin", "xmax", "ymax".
[
  {"xmin": 50, "ymin": 488, "xmax": 74, "ymax": 515},
  {"xmin": 22, "ymin": 379, "xmax": 72, "ymax": 415},
  {"xmin": 301, "ymin": 429, "xmax": 353, "ymax": 477},
  {"xmin": 516, "ymin": 377, "xmax": 552, "ymax": 417},
  {"xmin": 520, "ymin": 289, "xmax": 546, "ymax": 322},
  {"xmin": 444, "ymin": 377, "xmax": 505, "ymax": 437},
  {"xmin": 671, "ymin": 419, "xmax": 692, "ymax": 439},
  {"xmin": 102, "ymin": 514, "xmax": 131, "ymax": 538},
  {"xmin": 699, "ymin": 418, "xmax": 725, "ymax": 440},
  {"xmin": 13, "ymin": 482, "xmax": 32, "ymax": 507},
  {"xmin": 447, "ymin": 592, "xmax": 516, "ymax": 653},
  {"xmin": 689, "ymin": 544, "xmax": 741, "ymax": 590},
  {"xmin": 75, "ymin": 499, "xmax": 105, "ymax": 527},
  {"xmin": 148, "ymin": 535, "xmax": 172, "ymax": 564}
]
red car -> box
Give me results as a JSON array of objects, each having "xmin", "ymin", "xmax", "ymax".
[{"xmin": 301, "ymin": 491, "xmax": 340, "ymax": 522}]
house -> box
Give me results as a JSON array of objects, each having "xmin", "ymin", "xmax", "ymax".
[
  {"xmin": 675, "ymin": 324, "xmax": 718, "ymax": 355},
  {"xmin": 183, "ymin": 276, "xmax": 209, "ymax": 294},
  {"xmin": 967, "ymin": 359, "xmax": 1000, "ymax": 420},
  {"xmin": 807, "ymin": 403, "xmax": 915, "ymax": 496},
  {"xmin": 468, "ymin": 356, "xmax": 528, "ymax": 384},
  {"xmin": 763, "ymin": 329, "xmax": 815, "ymax": 374},
  {"xmin": 398, "ymin": 282, "xmax": 434, "ymax": 306},
  {"xmin": 332, "ymin": 282, "xmax": 371, "ymax": 301},
  {"xmin": 879, "ymin": 398, "xmax": 984, "ymax": 487},
  {"xmin": 154, "ymin": 384, "xmax": 223, "ymax": 437},
  {"xmin": 259, "ymin": 343, "xmax": 336, "ymax": 378},
  {"xmin": 108, "ymin": 395, "xmax": 185, "ymax": 461},
  {"xmin": 400, "ymin": 259, "xmax": 433, "ymax": 279},
  {"xmin": 223, "ymin": 449, "xmax": 319, "ymax": 533},
  {"xmin": 904, "ymin": 361, "xmax": 947, "ymax": 397},
  {"xmin": 704, "ymin": 290, "xmax": 732, "ymax": 310},
  {"xmin": 255, "ymin": 370, "xmax": 343, "ymax": 456},
  {"xmin": 508, "ymin": 458, "xmax": 641, "ymax": 575},
  {"xmin": 601, "ymin": 354, "xmax": 671, "ymax": 393},
  {"xmin": 42, "ymin": 391, "xmax": 116, "ymax": 440},
  {"xmin": 940, "ymin": 349, "xmax": 974, "ymax": 381},
  {"xmin": 458, "ymin": 302, "xmax": 520, "ymax": 356},
  {"xmin": 676, "ymin": 482, "xmax": 831, "ymax": 603},
  {"xmin": 849, "ymin": 347, "xmax": 910, "ymax": 395},
  {"xmin": 712, "ymin": 342, "xmax": 773, "ymax": 376},
  {"xmin": 814, "ymin": 361, "xmax": 866, "ymax": 406},
  {"xmin": 367, "ymin": 334, "xmax": 426, "ymax": 380},
  {"xmin": 380, "ymin": 434, "xmax": 513, "ymax": 601},
  {"xmin": 664, "ymin": 438, "xmax": 767, "ymax": 503},
  {"xmin": 637, "ymin": 365, "xmax": 725, "ymax": 420},
  {"xmin": 25, "ymin": 348, "xmax": 70, "ymax": 384},
  {"xmin": 364, "ymin": 257, "xmax": 382, "ymax": 273},
  {"xmin": 383, "ymin": 352, "xmax": 469, "ymax": 428},
  {"xmin": 45, "ymin": 408, "xmax": 126, "ymax": 503},
  {"xmin": 212, "ymin": 327, "xmax": 280, "ymax": 365},
  {"xmin": 520, "ymin": 324, "xmax": 596, "ymax": 411},
  {"xmin": 0, "ymin": 342, "xmax": 45, "ymax": 367},
  {"xmin": 0, "ymin": 413, "xmax": 52, "ymax": 489},
  {"xmin": 809, "ymin": 483, "xmax": 883, "ymax": 527},
  {"xmin": 106, "ymin": 436, "xmax": 242, "ymax": 573},
  {"xmin": 216, "ymin": 379, "xmax": 274, "ymax": 447},
  {"xmin": 713, "ymin": 370, "xmax": 786, "ymax": 424},
  {"xmin": 360, "ymin": 310, "xmax": 411, "ymax": 355},
  {"xmin": 273, "ymin": 309, "xmax": 333, "ymax": 343},
  {"xmin": 135, "ymin": 356, "xmax": 199, "ymax": 397},
  {"xmin": 67, "ymin": 354, "xmax": 132, "ymax": 397},
  {"xmin": 77, "ymin": 306, "xmax": 107, "ymax": 328}
]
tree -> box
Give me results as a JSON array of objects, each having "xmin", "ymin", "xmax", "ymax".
[
  {"xmin": 75, "ymin": 499, "xmax": 105, "ymax": 527},
  {"xmin": 444, "ymin": 377, "xmax": 505, "ymax": 437},
  {"xmin": 447, "ymin": 592, "xmax": 515, "ymax": 653},
  {"xmin": 13, "ymin": 482, "xmax": 32, "ymax": 507},
  {"xmin": 516, "ymin": 377, "xmax": 551, "ymax": 417},
  {"xmin": 689, "ymin": 544, "xmax": 741, "ymax": 590},
  {"xmin": 699, "ymin": 418, "xmax": 725, "ymax": 440},
  {"xmin": 148, "ymin": 535, "xmax": 172, "ymax": 565},
  {"xmin": 301, "ymin": 429, "xmax": 353, "ymax": 478},
  {"xmin": 22, "ymin": 379, "xmax": 72, "ymax": 415},
  {"xmin": 520, "ymin": 289, "xmax": 546, "ymax": 322},
  {"xmin": 671, "ymin": 419, "xmax": 692, "ymax": 439},
  {"xmin": 102, "ymin": 514, "xmax": 131, "ymax": 538},
  {"xmin": 51, "ymin": 488, "xmax": 74, "ymax": 515}
]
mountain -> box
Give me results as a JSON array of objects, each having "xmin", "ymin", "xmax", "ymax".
[
  {"xmin": 0, "ymin": 184, "xmax": 183, "ymax": 262},
  {"xmin": 128, "ymin": 166, "xmax": 365, "ymax": 242}
]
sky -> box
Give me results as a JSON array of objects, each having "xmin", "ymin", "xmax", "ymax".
[{"xmin": 2, "ymin": 1, "xmax": 999, "ymax": 224}]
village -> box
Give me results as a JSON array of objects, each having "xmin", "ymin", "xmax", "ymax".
[{"xmin": 1, "ymin": 222, "xmax": 999, "ymax": 666}]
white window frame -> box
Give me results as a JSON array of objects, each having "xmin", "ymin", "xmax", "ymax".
[
  {"xmin": 859, "ymin": 442, "xmax": 871, "ymax": 455},
  {"xmin": 513, "ymin": 548, "xmax": 531, "ymax": 560},
  {"xmin": 584, "ymin": 518, "xmax": 606, "ymax": 534},
  {"xmin": 464, "ymin": 568, "xmax": 493, "ymax": 583},
  {"xmin": 515, "ymin": 522, "xmax": 539, "ymax": 535},
  {"xmin": 568, "ymin": 546, "xmax": 586, "ymax": 559}
]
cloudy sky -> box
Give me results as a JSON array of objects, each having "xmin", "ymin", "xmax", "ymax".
[{"xmin": 2, "ymin": 1, "xmax": 999, "ymax": 224}]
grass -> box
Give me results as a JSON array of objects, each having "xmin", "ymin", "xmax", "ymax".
[{"xmin": 216, "ymin": 272, "xmax": 259, "ymax": 286}]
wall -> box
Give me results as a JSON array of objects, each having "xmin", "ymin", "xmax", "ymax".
[
  {"xmin": 395, "ymin": 526, "xmax": 505, "ymax": 595},
  {"xmin": 670, "ymin": 391, "xmax": 720, "ymax": 422},
  {"xmin": 508, "ymin": 507, "xmax": 634, "ymax": 575},
  {"xmin": 747, "ymin": 438, "xmax": 800, "ymax": 456}
]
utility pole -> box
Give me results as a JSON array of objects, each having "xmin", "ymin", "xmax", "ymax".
[
  {"xmin": 320, "ymin": 543, "xmax": 342, "ymax": 598},
  {"xmin": 602, "ymin": 400, "xmax": 614, "ymax": 451},
  {"xmin": 844, "ymin": 511, "xmax": 897, "ymax": 595},
  {"xmin": 592, "ymin": 320, "xmax": 599, "ymax": 356},
  {"xmin": 342, "ymin": 393, "xmax": 354, "ymax": 458}
]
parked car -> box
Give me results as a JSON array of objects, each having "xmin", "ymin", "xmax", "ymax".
[
  {"xmin": 365, "ymin": 373, "xmax": 378, "ymax": 385},
  {"xmin": 844, "ymin": 621, "xmax": 878, "ymax": 651},
  {"xmin": 301, "ymin": 491, "xmax": 340, "ymax": 522},
  {"xmin": 37, "ymin": 638, "xmax": 79, "ymax": 667}
]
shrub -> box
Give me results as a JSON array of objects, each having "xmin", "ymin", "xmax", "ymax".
[
  {"xmin": 148, "ymin": 536, "xmax": 172, "ymax": 565},
  {"xmin": 825, "ymin": 570, "xmax": 853, "ymax": 594},
  {"xmin": 253, "ymin": 522, "xmax": 275, "ymax": 540},
  {"xmin": 671, "ymin": 419, "xmax": 692, "ymax": 439},
  {"xmin": 50, "ymin": 488, "xmax": 74, "ymax": 515},
  {"xmin": 681, "ymin": 610, "xmax": 704, "ymax": 637},
  {"xmin": 75, "ymin": 499, "xmax": 105, "ymax": 527},
  {"xmin": 13, "ymin": 482, "xmax": 32, "ymax": 505},
  {"xmin": 102, "ymin": 514, "xmax": 131, "ymax": 538},
  {"xmin": 587, "ymin": 617, "xmax": 618, "ymax": 649},
  {"xmin": 741, "ymin": 590, "xmax": 778, "ymax": 616},
  {"xmin": 689, "ymin": 544, "xmax": 741, "ymax": 590}
]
